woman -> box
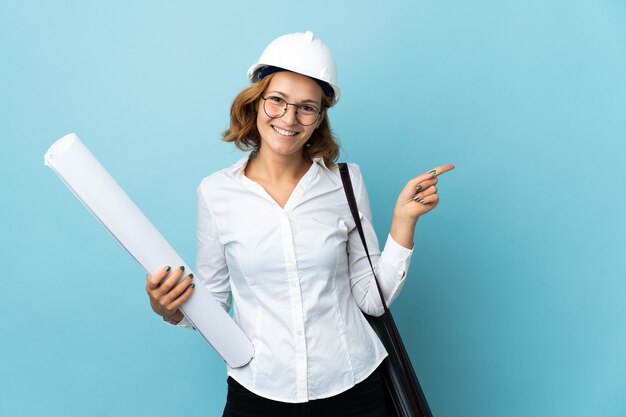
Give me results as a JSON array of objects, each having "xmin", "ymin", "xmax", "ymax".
[{"xmin": 145, "ymin": 31, "xmax": 453, "ymax": 417}]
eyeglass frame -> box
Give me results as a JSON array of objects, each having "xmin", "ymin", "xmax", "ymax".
[{"xmin": 261, "ymin": 95, "xmax": 324, "ymax": 126}]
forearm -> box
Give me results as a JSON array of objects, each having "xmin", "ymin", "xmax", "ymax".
[
  {"xmin": 350, "ymin": 234, "xmax": 413, "ymax": 316},
  {"xmin": 390, "ymin": 211, "xmax": 417, "ymax": 250}
]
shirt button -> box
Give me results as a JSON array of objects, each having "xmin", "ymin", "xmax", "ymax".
[
  {"xmin": 297, "ymin": 330, "xmax": 303, "ymax": 336},
  {"xmin": 291, "ymin": 282, "xmax": 297, "ymax": 287}
]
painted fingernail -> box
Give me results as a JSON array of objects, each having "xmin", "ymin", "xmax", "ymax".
[
  {"xmin": 188, "ymin": 273, "xmax": 194, "ymax": 280},
  {"xmin": 428, "ymin": 169, "xmax": 436, "ymax": 175},
  {"xmin": 415, "ymin": 185, "xmax": 422, "ymax": 192},
  {"xmin": 419, "ymin": 198, "xmax": 425, "ymax": 203},
  {"xmin": 191, "ymin": 283, "xmax": 196, "ymax": 288},
  {"xmin": 164, "ymin": 266, "xmax": 171, "ymax": 272},
  {"xmin": 412, "ymin": 195, "xmax": 420, "ymax": 201},
  {"xmin": 179, "ymin": 266, "xmax": 185, "ymax": 272}
]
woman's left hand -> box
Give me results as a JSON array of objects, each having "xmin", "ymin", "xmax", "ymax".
[
  {"xmin": 390, "ymin": 164, "xmax": 455, "ymax": 249},
  {"xmin": 395, "ymin": 164, "xmax": 455, "ymax": 221}
]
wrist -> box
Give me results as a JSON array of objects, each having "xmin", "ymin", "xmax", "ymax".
[
  {"xmin": 393, "ymin": 209, "xmax": 418, "ymax": 226},
  {"xmin": 390, "ymin": 217, "xmax": 417, "ymax": 250},
  {"xmin": 163, "ymin": 309, "xmax": 184, "ymax": 325}
]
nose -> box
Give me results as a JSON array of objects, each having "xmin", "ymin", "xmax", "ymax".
[{"xmin": 281, "ymin": 103, "xmax": 299, "ymax": 125}]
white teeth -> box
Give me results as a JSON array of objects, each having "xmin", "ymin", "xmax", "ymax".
[{"xmin": 273, "ymin": 126, "xmax": 297, "ymax": 136}]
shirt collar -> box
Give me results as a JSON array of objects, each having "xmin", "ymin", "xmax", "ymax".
[
  {"xmin": 225, "ymin": 156, "xmax": 250, "ymax": 178},
  {"xmin": 225, "ymin": 155, "xmax": 330, "ymax": 179},
  {"xmin": 224, "ymin": 154, "xmax": 342, "ymax": 210}
]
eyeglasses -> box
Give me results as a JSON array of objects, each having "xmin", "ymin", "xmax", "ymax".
[{"xmin": 261, "ymin": 96, "xmax": 322, "ymax": 126}]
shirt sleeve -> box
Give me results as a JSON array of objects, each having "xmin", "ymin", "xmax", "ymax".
[
  {"xmin": 346, "ymin": 164, "xmax": 413, "ymax": 317},
  {"xmin": 167, "ymin": 181, "xmax": 232, "ymax": 330},
  {"xmin": 167, "ymin": 181, "xmax": 232, "ymax": 329},
  {"xmin": 195, "ymin": 180, "xmax": 232, "ymax": 312}
]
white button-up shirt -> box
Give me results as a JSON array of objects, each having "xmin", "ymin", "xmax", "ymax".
[{"xmin": 178, "ymin": 156, "xmax": 413, "ymax": 403}]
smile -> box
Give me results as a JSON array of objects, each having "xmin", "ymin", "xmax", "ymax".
[{"xmin": 272, "ymin": 126, "xmax": 298, "ymax": 137}]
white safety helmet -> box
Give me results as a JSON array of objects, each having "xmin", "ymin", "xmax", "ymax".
[{"xmin": 247, "ymin": 31, "xmax": 340, "ymax": 104}]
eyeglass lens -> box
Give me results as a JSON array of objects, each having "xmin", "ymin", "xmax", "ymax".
[{"xmin": 263, "ymin": 96, "xmax": 320, "ymax": 126}]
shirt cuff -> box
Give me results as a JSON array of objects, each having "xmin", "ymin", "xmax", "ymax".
[
  {"xmin": 381, "ymin": 233, "xmax": 413, "ymax": 274},
  {"xmin": 164, "ymin": 314, "xmax": 196, "ymax": 330}
]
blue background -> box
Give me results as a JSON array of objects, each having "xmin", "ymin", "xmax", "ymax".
[{"xmin": 1, "ymin": 1, "xmax": 625, "ymax": 416}]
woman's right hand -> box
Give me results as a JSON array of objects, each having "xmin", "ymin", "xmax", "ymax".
[{"xmin": 145, "ymin": 265, "xmax": 195, "ymax": 324}]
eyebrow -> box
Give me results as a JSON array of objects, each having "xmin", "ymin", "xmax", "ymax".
[{"xmin": 266, "ymin": 90, "xmax": 321, "ymax": 106}]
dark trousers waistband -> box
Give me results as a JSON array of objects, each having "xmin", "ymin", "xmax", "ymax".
[{"xmin": 222, "ymin": 366, "xmax": 389, "ymax": 417}]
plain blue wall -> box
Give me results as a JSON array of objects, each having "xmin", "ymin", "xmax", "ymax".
[{"xmin": 2, "ymin": 1, "xmax": 625, "ymax": 416}]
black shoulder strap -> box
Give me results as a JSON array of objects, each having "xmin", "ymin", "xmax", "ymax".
[
  {"xmin": 339, "ymin": 162, "xmax": 432, "ymax": 417},
  {"xmin": 338, "ymin": 163, "xmax": 390, "ymax": 313}
]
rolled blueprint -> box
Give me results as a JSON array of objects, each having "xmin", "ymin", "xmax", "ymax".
[{"xmin": 44, "ymin": 133, "xmax": 253, "ymax": 368}]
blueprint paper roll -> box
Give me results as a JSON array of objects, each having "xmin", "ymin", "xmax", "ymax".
[{"xmin": 44, "ymin": 133, "xmax": 254, "ymax": 368}]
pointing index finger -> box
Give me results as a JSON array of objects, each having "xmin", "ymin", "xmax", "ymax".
[{"xmin": 428, "ymin": 164, "xmax": 455, "ymax": 177}]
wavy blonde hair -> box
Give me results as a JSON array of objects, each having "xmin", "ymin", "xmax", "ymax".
[{"xmin": 222, "ymin": 73, "xmax": 339, "ymax": 166}]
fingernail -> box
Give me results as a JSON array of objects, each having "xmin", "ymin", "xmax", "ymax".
[
  {"xmin": 419, "ymin": 198, "xmax": 425, "ymax": 203},
  {"xmin": 415, "ymin": 185, "xmax": 422, "ymax": 192},
  {"xmin": 164, "ymin": 266, "xmax": 171, "ymax": 272},
  {"xmin": 179, "ymin": 266, "xmax": 185, "ymax": 272},
  {"xmin": 412, "ymin": 195, "xmax": 420, "ymax": 201},
  {"xmin": 428, "ymin": 169, "xmax": 436, "ymax": 175},
  {"xmin": 191, "ymin": 283, "xmax": 196, "ymax": 288},
  {"xmin": 188, "ymin": 273, "xmax": 194, "ymax": 280}
]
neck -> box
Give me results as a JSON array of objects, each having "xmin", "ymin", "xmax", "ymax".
[{"xmin": 246, "ymin": 149, "xmax": 312, "ymax": 183}]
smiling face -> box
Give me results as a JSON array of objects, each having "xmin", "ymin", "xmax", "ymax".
[{"xmin": 256, "ymin": 71, "xmax": 325, "ymax": 161}]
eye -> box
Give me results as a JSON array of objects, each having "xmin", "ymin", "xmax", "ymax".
[
  {"xmin": 267, "ymin": 96, "xmax": 284, "ymax": 104},
  {"xmin": 299, "ymin": 104, "xmax": 318, "ymax": 113}
]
